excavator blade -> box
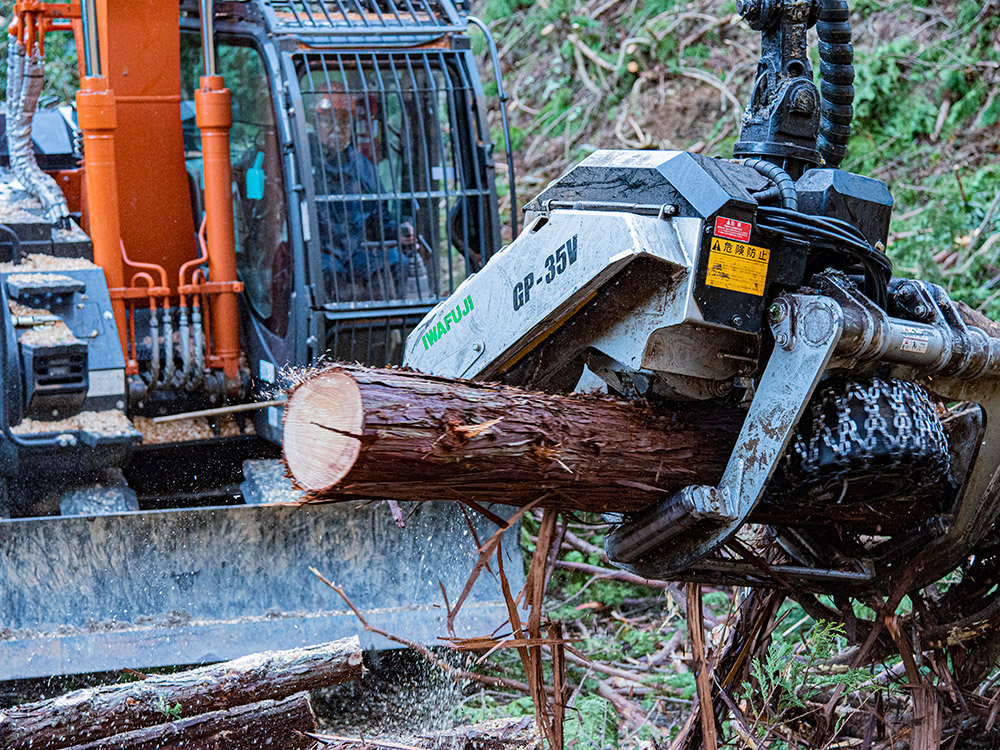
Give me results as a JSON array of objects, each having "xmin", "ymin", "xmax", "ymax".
[{"xmin": 0, "ymin": 500, "xmax": 522, "ymax": 680}]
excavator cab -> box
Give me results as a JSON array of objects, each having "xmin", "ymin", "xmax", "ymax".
[
  {"xmin": 0, "ymin": 0, "xmax": 520, "ymax": 680},
  {"xmin": 297, "ymin": 45, "xmax": 499, "ymax": 365}
]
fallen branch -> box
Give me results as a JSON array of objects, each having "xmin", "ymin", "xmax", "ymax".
[{"xmin": 309, "ymin": 567, "xmax": 543, "ymax": 697}]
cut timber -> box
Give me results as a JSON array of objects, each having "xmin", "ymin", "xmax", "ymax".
[
  {"xmin": 61, "ymin": 693, "xmax": 316, "ymax": 750},
  {"xmin": 0, "ymin": 636, "xmax": 363, "ymax": 750},
  {"xmin": 283, "ymin": 365, "xmax": 743, "ymax": 514},
  {"xmin": 311, "ymin": 717, "xmax": 541, "ymax": 749}
]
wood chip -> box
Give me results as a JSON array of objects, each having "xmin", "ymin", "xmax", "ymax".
[
  {"xmin": 11, "ymin": 410, "xmax": 134, "ymax": 436},
  {"xmin": 8, "ymin": 300, "xmax": 51, "ymax": 317},
  {"xmin": 133, "ymin": 415, "xmax": 255, "ymax": 444},
  {"xmin": 18, "ymin": 321, "xmax": 81, "ymax": 346},
  {"xmin": 0, "ymin": 196, "xmax": 43, "ymax": 223},
  {"xmin": 6, "ymin": 272, "xmax": 79, "ymax": 286},
  {"xmin": 0, "ymin": 254, "xmax": 97, "ymax": 273}
]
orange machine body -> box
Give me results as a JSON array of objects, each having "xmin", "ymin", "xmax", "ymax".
[
  {"xmin": 18, "ymin": 0, "xmax": 244, "ymax": 381},
  {"xmin": 93, "ymin": 0, "xmax": 197, "ymax": 284}
]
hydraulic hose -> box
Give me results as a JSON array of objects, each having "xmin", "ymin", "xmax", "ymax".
[
  {"xmin": 817, "ymin": 0, "xmax": 855, "ymax": 167},
  {"xmin": 740, "ymin": 158, "xmax": 798, "ymax": 211},
  {"xmin": 5, "ymin": 31, "xmax": 70, "ymax": 228}
]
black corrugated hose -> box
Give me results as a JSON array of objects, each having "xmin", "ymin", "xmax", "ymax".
[
  {"xmin": 740, "ymin": 158, "xmax": 799, "ymax": 210},
  {"xmin": 817, "ymin": 0, "xmax": 855, "ymax": 167},
  {"xmin": 738, "ymin": 161, "xmax": 892, "ymax": 308}
]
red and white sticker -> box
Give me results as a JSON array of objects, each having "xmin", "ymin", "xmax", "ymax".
[{"xmin": 714, "ymin": 216, "xmax": 752, "ymax": 243}]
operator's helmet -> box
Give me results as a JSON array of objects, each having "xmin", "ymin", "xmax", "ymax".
[{"xmin": 314, "ymin": 81, "xmax": 356, "ymax": 115}]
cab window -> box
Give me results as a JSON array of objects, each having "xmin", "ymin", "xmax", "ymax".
[
  {"xmin": 181, "ymin": 35, "xmax": 291, "ymax": 337},
  {"xmin": 298, "ymin": 51, "xmax": 492, "ymax": 308}
]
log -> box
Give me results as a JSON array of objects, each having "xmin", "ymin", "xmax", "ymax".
[
  {"xmin": 61, "ymin": 692, "xmax": 316, "ymax": 750},
  {"xmin": 282, "ymin": 365, "xmax": 743, "ymax": 514},
  {"xmin": 0, "ymin": 636, "xmax": 363, "ymax": 750},
  {"xmin": 311, "ymin": 717, "xmax": 541, "ymax": 749},
  {"xmin": 422, "ymin": 716, "xmax": 541, "ymax": 749}
]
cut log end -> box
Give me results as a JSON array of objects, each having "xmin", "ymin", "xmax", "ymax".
[{"xmin": 283, "ymin": 369, "xmax": 364, "ymax": 492}]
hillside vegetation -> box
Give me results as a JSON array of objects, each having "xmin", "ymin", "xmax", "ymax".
[
  {"xmin": 464, "ymin": 2, "xmax": 1000, "ymax": 747},
  {"xmin": 477, "ymin": 0, "xmax": 1000, "ymax": 313}
]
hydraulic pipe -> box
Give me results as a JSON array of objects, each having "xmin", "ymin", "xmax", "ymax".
[
  {"xmin": 80, "ymin": 0, "xmax": 100, "ymax": 77},
  {"xmin": 199, "ymin": 0, "xmax": 217, "ymax": 77},
  {"xmin": 468, "ymin": 15, "xmax": 518, "ymax": 237},
  {"xmin": 161, "ymin": 300, "xmax": 175, "ymax": 386},
  {"xmin": 77, "ymin": 74, "xmax": 127, "ymax": 359},
  {"xmin": 195, "ymin": 74, "xmax": 240, "ymax": 381}
]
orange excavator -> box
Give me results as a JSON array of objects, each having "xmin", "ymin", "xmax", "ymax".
[{"xmin": 0, "ymin": 0, "xmax": 521, "ymax": 679}]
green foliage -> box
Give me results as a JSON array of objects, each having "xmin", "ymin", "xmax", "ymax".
[
  {"xmin": 702, "ymin": 590, "xmax": 731, "ymax": 618},
  {"xmin": 156, "ymin": 694, "xmax": 183, "ymax": 721},
  {"xmin": 656, "ymin": 670, "xmax": 697, "ymax": 701},
  {"xmin": 832, "ymin": 1, "xmax": 1000, "ymax": 316},
  {"xmin": 564, "ymin": 695, "xmax": 619, "ymax": 749},
  {"xmin": 892, "ymin": 165, "xmax": 1000, "ymax": 314},
  {"xmin": 0, "ymin": 10, "xmax": 79, "ymax": 105},
  {"xmin": 741, "ymin": 621, "xmax": 885, "ymax": 734}
]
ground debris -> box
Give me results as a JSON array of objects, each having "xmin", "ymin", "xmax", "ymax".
[{"xmin": 310, "ymin": 717, "xmax": 542, "ymax": 750}]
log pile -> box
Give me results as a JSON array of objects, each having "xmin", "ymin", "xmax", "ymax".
[
  {"xmin": 0, "ymin": 637, "xmax": 365, "ymax": 750},
  {"xmin": 0, "ymin": 634, "xmax": 546, "ymax": 750},
  {"xmin": 282, "ymin": 364, "xmax": 743, "ymax": 515}
]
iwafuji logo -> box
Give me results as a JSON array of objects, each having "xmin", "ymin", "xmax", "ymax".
[{"xmin": 421, "ymin": 295, "xmax": 474, "ymax": 350}]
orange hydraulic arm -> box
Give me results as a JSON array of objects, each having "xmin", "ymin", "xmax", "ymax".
[
  {"xmin": 195, "ymin": 62, "xmax": 242, "ymax": 381},
  {"xmin": 193, "ymin": 0, "xmax": 242, "ymax": 383},
  {"xmin": 71, "ymin": 0, "xmax": 243, "ymax": 385},
  {"xmin": 72, "ymin": 0, "xmax": 127, "ymax": 360}
]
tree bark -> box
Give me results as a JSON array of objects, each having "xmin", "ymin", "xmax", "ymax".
[
  {"xmin": 282, "ymin": 365, "xmax": 743, "ymax": 514},
  {"xmin": 0, "ymin": 636, "xmax": 363, "ymax": 750},
  {"xmin": 60, "ymin": 693, "xmax": 316, "ymax": 750}
]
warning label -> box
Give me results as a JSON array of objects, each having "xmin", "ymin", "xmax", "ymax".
[
  {"xmin": 714, "ymin": 216, "xmax": 752, "ymax": 243},
  {"xmin": 705, "ymin": 236, "xmax": 770, "ymax": 297},
  {"xmin": 899, "ymin": 325, "xmax": 930, "ymax": 354}
]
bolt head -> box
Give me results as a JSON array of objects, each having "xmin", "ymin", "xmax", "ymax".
[
  {"xmin": 775, "ymin": 333, "xmax": 789, "ymax": 347},
  {"xmin": 790, "ymin": 86, "xmax": 817, "ymax": 113},
  {"xmin": 731, "ymin": 315, "xmax": 743, "ymax": 327}
]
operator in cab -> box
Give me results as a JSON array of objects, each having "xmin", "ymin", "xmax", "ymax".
[{"xmin": 311, "ymin": 84, "xmax": 414, "ymax": 301}]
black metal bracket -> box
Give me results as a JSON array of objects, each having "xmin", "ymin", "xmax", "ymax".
[{"xmin": 734, "ymin": 0, "xmax": 822, "ymax": 176}]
